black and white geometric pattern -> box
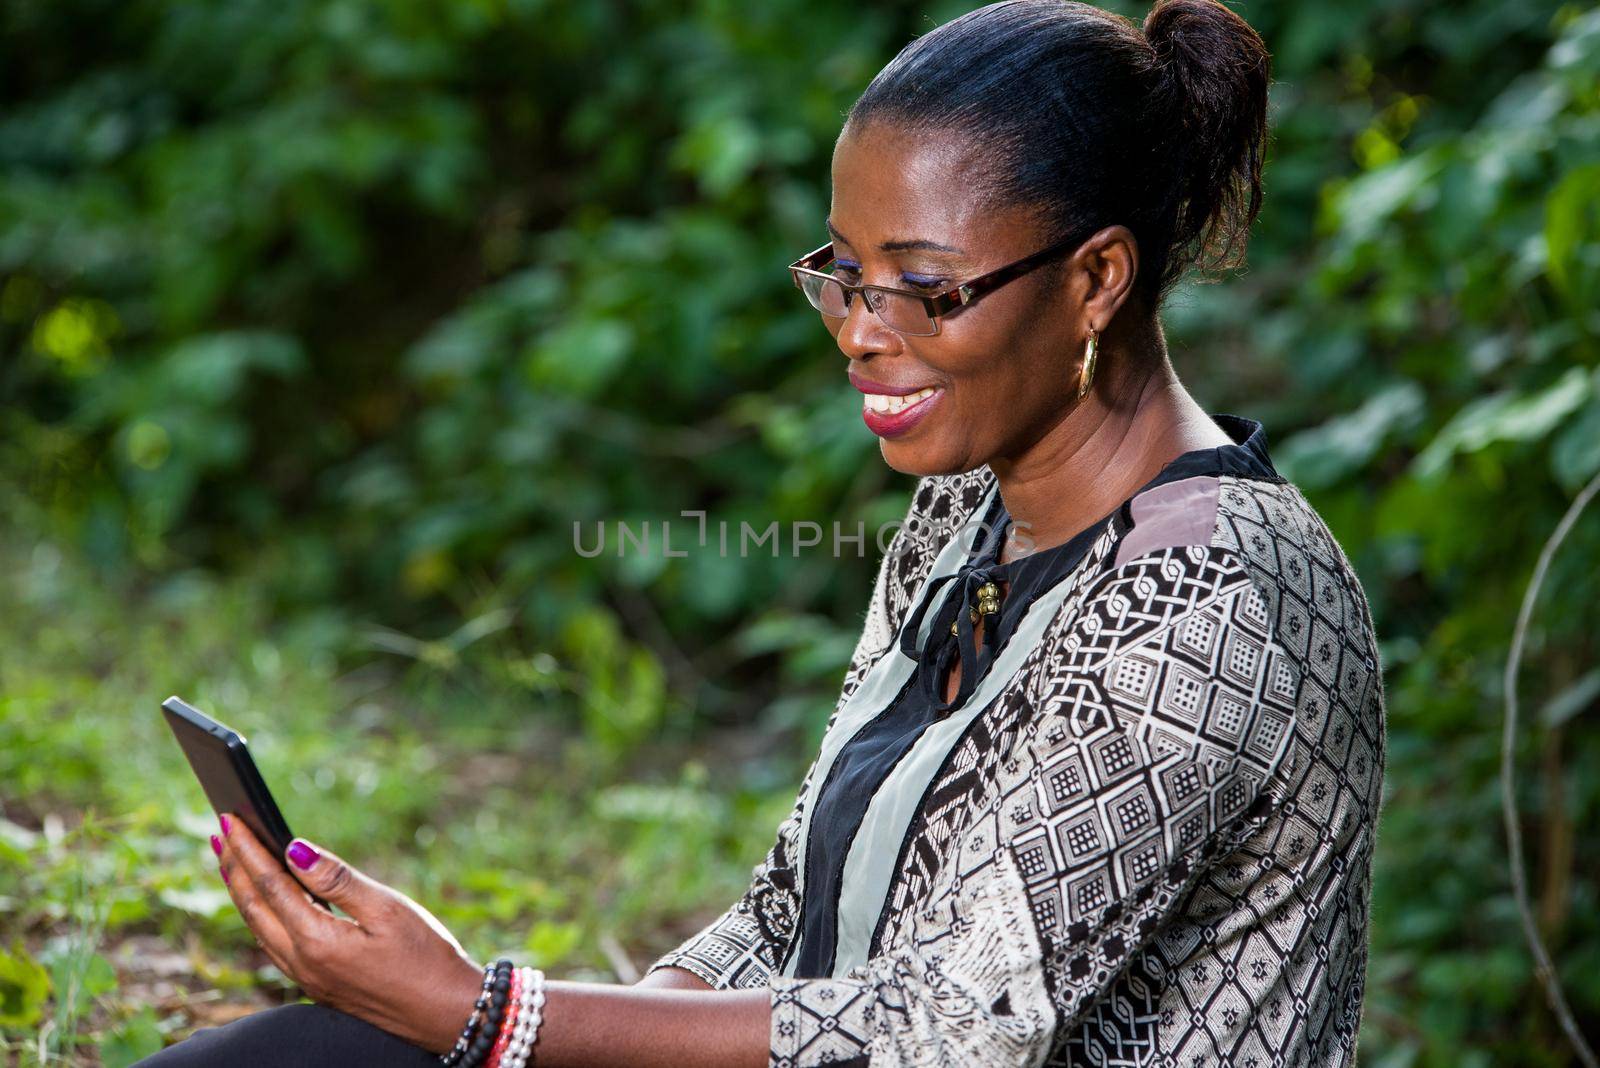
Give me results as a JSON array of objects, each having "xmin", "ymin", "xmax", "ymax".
[{"xmin": 649, "ymin": 465, "xmax": 1386, "ymax": 1068}]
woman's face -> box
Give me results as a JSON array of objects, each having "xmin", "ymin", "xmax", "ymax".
[{"xmin": 824, "ymin": 121, "xmax": 1092, "ymax": 477}]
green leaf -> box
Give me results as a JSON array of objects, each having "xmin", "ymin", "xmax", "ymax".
[
  {"xmin": 0, "ymin": 939, "xmax": 52, "ymax": 1030},
  {"xmin": 1278, "ymin": 381, "xmax": 1427, "ymax": 490},
  {"xmin": 1545, "ymin": 163, "xmax": 1600, "ymax": 306},
  {"xmin": 0, "ymin": 819, "xmax": 39, "ymax": 865},
  {"xmin": 673, "ymin": 113, "xmax": 763, "ymax": 198},
  {"xmin": 523, "ymin": 920, "xmax": 583, "ymax": 967},
  {"xmin": 1552, "ymin": 390, "xmax": 1600, "ymax": 489},
  {"xmin": 1412, "ymin": 365, "xmax": 1593, "ymax": 479},
  {"xmin": 44, "ymin": 948, "xmax": 118, "ymax": 1024},
  {"xmin": 160, "ymin": 331, "xmax": 306, "ymax": 405},
  {"xmin": 101, "ymin": 1007, "xmax": 168, "ymax": 1068},
  {"xmin": 525, "ymin": 319, "xmax": 633, "ymax": 398},
  {"xmin": 1326, "ymin": 147, "xmax": 1448, "ymax": 246},
  {"xmin": 158, "ymin": 884, "xmax": 234, "ymax": 919}
]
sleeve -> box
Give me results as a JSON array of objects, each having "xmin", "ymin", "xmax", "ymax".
[
  {"xmin": 643, "ymin": 501, "xmax": 916, "ymax": 988},
  {"xmin": 766, "ymin": 544, "xmax": 1304, "ymax": 1067}
]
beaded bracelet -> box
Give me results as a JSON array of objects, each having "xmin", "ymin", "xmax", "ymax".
[
  {"xmin": 473, "ymin": 960, "xmax": 515, "ymax": 1068},
  {"xmin": 489, "ymin": 969, "xmax": 523, "ymax": 1068},
  {"xmin": 495, "ymin": 966, "xmax": 547, "ymax": 1068},
  {"xmin": 528, "ymin": 967, "xmax": 550, "ymax": 1067},
  {"xmin": 486, "ymin": 967, "xmax": 522, "ymax": 1068},
  {"xmin": 440, "ymin": 961, "xmax": 499, "ymax": 1066},
  {"xmin": 454, "ymin": 958, "xmax": 515, "ymax": 1068},
  {"xmin": 512, "ymin": 967, "xmax": 548, "ymax": 1068}
]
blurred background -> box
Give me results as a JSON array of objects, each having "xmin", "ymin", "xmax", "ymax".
[{"xmin": 1, "ymin": 0, "xmax": 1597, "ymax": 1063}]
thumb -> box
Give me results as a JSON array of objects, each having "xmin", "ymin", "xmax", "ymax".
[{"xmin": 284, "ymin": 837, "xmax": 386, "ymax": 920}]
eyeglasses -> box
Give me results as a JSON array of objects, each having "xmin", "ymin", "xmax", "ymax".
[{"xmin": 787, "ymin": 228, "xmax": 1089, "ymax": 337}]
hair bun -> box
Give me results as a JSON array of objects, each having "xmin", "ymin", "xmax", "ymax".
[
  {"xmin": 1143, "ymin": 0, "xmax": 1267, "ymax": 97},
  {"xmin": 1142, "ymin": 0, "xmax": 1271, "ymax": 277}
]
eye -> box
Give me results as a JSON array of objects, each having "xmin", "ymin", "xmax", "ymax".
[
  {"xmin": 902, "ymin": 275, "xmax": 947, "ymax": 292},
  {"xmin": 831, "ymin": 260, "xmax": 862, "ymax": 280}
]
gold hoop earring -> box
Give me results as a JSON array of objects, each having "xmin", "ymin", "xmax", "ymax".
[{"xmin": 1077, "ymin": 328, "xmax": 1099, "ymax": 402}]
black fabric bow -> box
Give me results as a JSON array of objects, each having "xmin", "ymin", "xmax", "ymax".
[{"xmin": 899, "ymin": 558, "xmax": 1014, "ymax": 713}]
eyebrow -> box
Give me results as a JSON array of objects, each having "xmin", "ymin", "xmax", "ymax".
[{"xmin": 826, "ymin": 218, "xmax": 963, "ymax": 256}]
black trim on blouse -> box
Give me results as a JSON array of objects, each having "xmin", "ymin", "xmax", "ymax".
[{"xmin": 790, "ymin": 413, "xmax": 1282, "ymax": 979}]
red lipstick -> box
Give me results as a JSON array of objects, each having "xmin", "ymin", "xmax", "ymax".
[{"xmin": 849, "ymin": 373, "xmax": 946, "ymax": 439}]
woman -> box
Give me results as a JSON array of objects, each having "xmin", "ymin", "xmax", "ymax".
[{"xmin": 140, "ymin": 0, "xmax": 1386, "ymax": 1064}]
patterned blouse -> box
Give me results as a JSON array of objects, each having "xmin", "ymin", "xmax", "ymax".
[{"xmin": 649, "ymin": 413, "xmax": 1387, "ymax": 1067}]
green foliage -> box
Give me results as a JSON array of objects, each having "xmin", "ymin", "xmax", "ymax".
[
  {"xmin": 0, "ymin": 499, "xmax": 783, "ymax": 1056},
  {"xmin": 0, "ymin": 0, "xmax": 1597, "ymax": 1062},
  {"xmin": 0, "ymin": 941, "xmax": 52, "ymax": 1031}
]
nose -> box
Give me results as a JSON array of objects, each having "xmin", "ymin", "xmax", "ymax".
[{"xmin": 833, "ymin": 290, "xmax": 899, "ymax": 364}]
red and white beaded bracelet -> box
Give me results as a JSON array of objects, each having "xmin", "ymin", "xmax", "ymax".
[{"xmin": 500, "ymin": 966, "xmax": 547, "ymax": 1068}]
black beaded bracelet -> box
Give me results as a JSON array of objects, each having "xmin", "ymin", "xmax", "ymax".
[
  {"xmin": 462, "ymin": 959, "xmax": 515, "ymax": 1068},
  {"xmin": 440, "ymin": 961, "xmax": 500, "ymax": 1066},
  {"xmin": 446, "ymin": 958, "xmax": 514, "ymax": 1068}
]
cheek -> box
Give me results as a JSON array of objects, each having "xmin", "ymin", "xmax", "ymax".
[
  {"xmin": 923, "ymin": 314, "xmax": 1053, "ymax": 401},
  {"xmin": 928, "ymin": 321, "xmax": 1074, "ymax": 454}
]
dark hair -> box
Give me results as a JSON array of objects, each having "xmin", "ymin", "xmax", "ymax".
[{"xmin": 844, "ymin": 0, "xmax": 1270, "ymax": 307}]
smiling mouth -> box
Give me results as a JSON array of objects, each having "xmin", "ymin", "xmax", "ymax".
[
  {"xmin": 858, "ymin": 386, "xmax": 945, "ymax": 438},
  {"xmin": 861, "ymin": 387, "xmax": 939, "ymax": 415}
]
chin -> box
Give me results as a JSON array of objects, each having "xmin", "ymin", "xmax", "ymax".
[{"xmin": 878, "ymin": 437, "xmax": 972, "ymax": 478}]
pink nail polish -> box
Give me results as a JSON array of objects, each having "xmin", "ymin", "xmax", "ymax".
[
  {"xmin": 220, "ymin": 867, "xmax": 230, "ymax": 886},
  {"xmin": 287, "ymin": 839, "xmax": 320, "ymax": 871},
  {"xmin": 219, "ymin": 814, "xmax": 232, "ymax": 837},
  {"xmin": 210, "ymin": 834, "xmax": 222, "ymax": 857}
]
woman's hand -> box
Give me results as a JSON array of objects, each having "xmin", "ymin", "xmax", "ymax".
[{"xmin": 211, "ymin": 813, "xmax": 484, "ymax": 1054}]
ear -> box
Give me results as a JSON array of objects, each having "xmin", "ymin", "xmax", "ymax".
[{"xmin": 1069, "ymin": 225, "xmax": 1140, "ymax": 333}]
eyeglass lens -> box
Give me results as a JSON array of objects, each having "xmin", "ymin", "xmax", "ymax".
[{"xmin": 796, "ymin": 273, "xmax": 937, "ymax": 336}]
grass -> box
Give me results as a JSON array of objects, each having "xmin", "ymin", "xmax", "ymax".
[{"xmin": 0, "ymin": 508, "xmax": 801, "ymax": 1065}]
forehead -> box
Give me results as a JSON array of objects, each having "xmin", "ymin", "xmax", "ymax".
[{"xmin": 829, "ymin": 122, "xmax": 1026, "ymax": 253}]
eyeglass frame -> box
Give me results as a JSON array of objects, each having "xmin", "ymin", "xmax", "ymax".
[{"xmin": 787, "ymin": 226, "xmax": 1092, "ymax": 337}]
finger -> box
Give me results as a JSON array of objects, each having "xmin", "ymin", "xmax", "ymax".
[
  {"xmin": 218, "ymin": 813, "xmax": 338, "ymax": 942},
  {"xmin": 281, "ymin": 837, "xmax": 395, "ymax": 927},
  {"xmin": 213, "ymin": 830, "xmax": 297, "ymax": 969}
]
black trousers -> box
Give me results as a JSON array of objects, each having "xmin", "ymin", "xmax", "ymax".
[{"xmin": 134, "ymin": 1002, "xmax": 438, "ymax": 1066}]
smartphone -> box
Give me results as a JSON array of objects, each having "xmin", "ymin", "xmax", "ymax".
[{"xmin": 161, "ymin": 695, "xmax": 328, "ymax": 907}]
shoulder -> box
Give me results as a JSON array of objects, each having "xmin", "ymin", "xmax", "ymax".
[
  {"xmin": 1106, "ymin": 472, "xmax": 1381, "ymax": 695},
  {"xmin": 1022, "ymin": 470, "xmax": 1386, "ymax": 784},
  {"xmin": 1068, "ymin": 473, "xmax": 1299, "ymax": 631},
  {"xmin": 1067, "ymin": 472, "xmax": 1367, "ymax": 681},
  {"xmin": 1108, "ymin": 472, "xmax": 1366, "ymax": 622},
  {"xmin": 1022, "ymin": 476, "xmax": 1328, "ymax": 784}
]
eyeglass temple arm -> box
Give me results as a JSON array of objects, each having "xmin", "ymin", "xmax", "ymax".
[
  {"xmin": 794, "ymin": 242, "xmax": 835, "ymax": 269},
  {"xmin": 927, "ymin": 236, "xmax": 1082, "ymax": 314},
  {"xmin": 789, "ymin": 241, "xmax": 834, "ymax": 293}
]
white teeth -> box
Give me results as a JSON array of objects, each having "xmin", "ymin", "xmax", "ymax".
[{"xmin": 863, "ymin": 387, "xmax": 937, "ymax": 416}]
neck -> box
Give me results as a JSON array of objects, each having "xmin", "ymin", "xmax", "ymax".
[{"xmin": 989, "ymin": 317, "xmax": 1227, "ymax": 562}]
